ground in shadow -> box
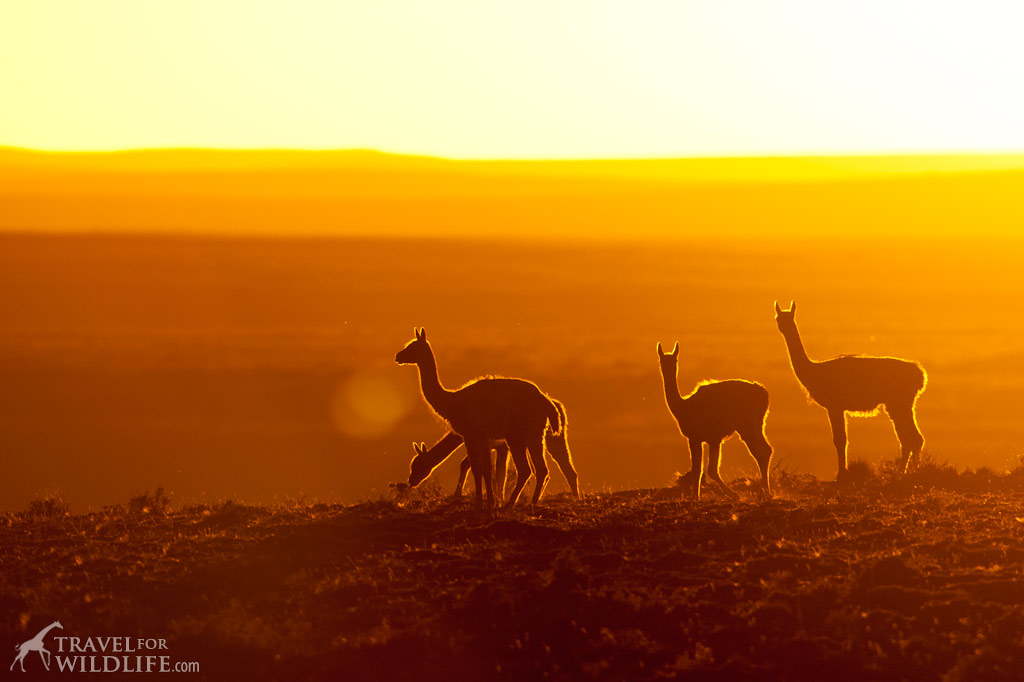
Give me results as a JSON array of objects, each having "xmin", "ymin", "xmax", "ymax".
[{"xmin": 3, "ymin": 472, "xmax": 1024, "ymax": 681}]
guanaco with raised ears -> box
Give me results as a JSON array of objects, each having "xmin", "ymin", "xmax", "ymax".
[
  {"xmin": 396, "ymin": 328, "xmax": 572, "ymax": 508},
  {"xmin": 774, "ymin": 301, "xmax": 926, "ymax": 478},
  {"xmin": 657, "ymin": 342, "xmax": 773, "ymax": 500}
]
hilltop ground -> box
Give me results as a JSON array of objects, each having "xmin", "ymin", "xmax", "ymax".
[{"xmin": 3, "ymin": 464, "xmax": 1024, "ymax": 681}]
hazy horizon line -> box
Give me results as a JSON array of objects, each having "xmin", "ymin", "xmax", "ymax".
[{"xmin": 5, "ymin": 144, "xmax": 1024, "ymax": 163}]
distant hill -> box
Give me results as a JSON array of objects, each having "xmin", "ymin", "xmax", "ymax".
[{"xmin": 2, "ymin": 147, "xmax": 1024, "ymax": 237}]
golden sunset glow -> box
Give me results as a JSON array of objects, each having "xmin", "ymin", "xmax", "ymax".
[
  {"xmin": 3, "ymin": 1, "xmax": 1024, "ymax": 157},
  {"xmin": 6, "ymin": 3, "xmax": 1024, "ymax": 679}
]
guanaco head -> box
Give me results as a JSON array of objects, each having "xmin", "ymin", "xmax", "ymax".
[
  {"xmin": 395, "ymin": 327, "xmax": 430, "ymax": 365},
  {"xmin": 774, "ymin": 300, "xmax": 797, "ymax": 334},
  {"xmin": 408, "ymin": 441, "xmax": 432, "ymax": 487},
  {"xmin": 656, "ymin": 341, "xmax": 679, "ymax": 370}
]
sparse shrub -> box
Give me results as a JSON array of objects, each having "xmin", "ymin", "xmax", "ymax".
[
  {"xmin": 908, "ymin": 451, "xmax": 959, "ymax": 479},
  {"xmin": 769, "ymin": 466, "xmax": 817, "ymax": 495},
  {"xmin": 1007, "ymin": 454, "xmax": 1024, "ymax": 483},
  {"xmin": 672, "ymin": 470, "xmax": 697, "ymax": 490},
  {"xmin": 406, "ymin": 479, "xmax": 448, "ymax": 505},
  {"xmin": 969, "ymin": 466, "xmax": 1000, "ymax": 490},
  {"xmin": 880, "ymin": 451, "xmax": 1024, "ymax": 494},
  {"xmin": 350, "ymin": 491, "xmax": 403, "ymax": 515},
  {"xmin": 129, "ymin": 487, "xmax": 170, "ymax": 515},
  {"xmin": 883, "ymin": 451, "xmax": 961, "ymax": 492},
  {"xmin": 25, "ymin": 495, "xmax": 70, "ymax": 519},
  {"xmin": 190, "ymin": 500, "xmax": 268, "ymax": 530},
  {"xmin": 845, "ymin": 459, "xmax": 877, "ymax": 487},
  {"xmin": 281, "ymin": 493, "xmax": 311, "ymax": 510},
  {"xmin": 387, "ymin": 478, "xmax": 452, "ymax": 511}
]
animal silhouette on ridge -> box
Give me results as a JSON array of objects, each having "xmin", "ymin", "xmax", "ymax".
[
  {"xmin": 409, "ymin": 434, "xmax": 512, "ymax": 499},
  {"xmin": 774, "ymin": 301, "xmax": 926, "ymax": 478},
  {"xmin": 409, "ymin": 413, "xmax": 580, "ymax": 501},
  {"xmin": 657, "ymin": 342, "xmax": 773, "ymax": 500},
  {"xmin": 396, "ymin": 328, "xmax": 572, "ymax": 508}
]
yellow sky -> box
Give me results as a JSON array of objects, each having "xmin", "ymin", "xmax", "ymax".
[{"xmin": 2, "ymin": 1, "xmax": 1024, "ymax": 158}]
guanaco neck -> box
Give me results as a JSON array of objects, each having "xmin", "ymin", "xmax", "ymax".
[
  {"xmin": 415, "ymin": 346, "xmax": 454, "ymax": 417},
  {"xmin": 781, "ymin": 322, "xmax": 815, "ymax": 380},
  {"xmin": 659, "ymin": 361, "xmax": 688, "ymax": 418}
]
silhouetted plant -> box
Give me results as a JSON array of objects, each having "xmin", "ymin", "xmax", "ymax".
[
  {"xmin": 25, "ymin": 495, "xmax": 70, "ymax": 519},
  {"xmin": 768, "ymin": 466, "xmax": 818, "ymax": 495},
  {"xmin": 844, "ymin": 459, "xmax": 878, "ymax": 487},
  {"xmin": 877, "ymin": 451, "xmax": 1024, "ymax": 494},
  {"xmin": 129, "ymin": 487, "xmax": 169, "ymax": 515}
]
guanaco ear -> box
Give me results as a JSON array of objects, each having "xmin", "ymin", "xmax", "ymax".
[
  {"xmin": 774, "ymin": 301, "xmax": 782, "ymax": 315},
  {"xmin": 413, "ymin": 441, "xmax": 425, "ymax": 455},
  {"xmin": 657, "ymin": 342, "xmax": 665, "ymax": 356},
  {"xmin": 789, "ymin": 300, "xmax": 796, "ymax": 314},
  {"xmin": 671, "ymin": 342, "xmax": 679, "ymax": 357},
  {"xmin": 416, "ymin": 328, "xmax": 427, "ymax": 341}
]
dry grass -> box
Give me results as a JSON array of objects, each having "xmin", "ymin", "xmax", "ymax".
[{"xmin": 3, "ymin": 477, "xmax": 1024, "ymax": 681}]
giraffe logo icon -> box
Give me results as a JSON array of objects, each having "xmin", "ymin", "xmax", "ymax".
[{"xmin": 10, "ymin": 620, "xmax": 62, "ymax": 672}]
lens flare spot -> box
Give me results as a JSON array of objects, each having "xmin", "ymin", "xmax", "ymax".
[{"xmin": 331, "ymin": 372, "xmax": 410, "ymax": 439}]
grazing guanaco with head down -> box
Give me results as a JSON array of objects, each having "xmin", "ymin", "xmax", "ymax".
[
  {"xmin": 657, "ymin": 342, "xmax": 773, "ymax": 500},
  {"xmin": 408, "ymin": 434, "xmax": 511, "ymax": 499},
  {"xmin": 774, "ymin": 301, "xmax": 926, "ymax": 478},
  {"xmin": 396, "ymin": 328, "xmax": 570, "ymax": 508},
  {"xmin": 408, "ymin": 408, "xmax": 579, "ymax": 501}
]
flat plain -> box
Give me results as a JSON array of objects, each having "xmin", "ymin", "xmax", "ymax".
[{"xmin": 2, "ymin": 235, "xmax": 1024, "ymax": 509}]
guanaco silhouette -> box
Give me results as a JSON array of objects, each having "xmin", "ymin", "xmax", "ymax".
[
  {"xmin": 396, "ymin": 328, "xmax": 570, "ymax": 508},
  {"xmin": 10, "ymin": 621, "xmax": 62, "ymax": 672},
  {"xmin": 409, "ymin": 407, "xmax": 580, "ymax": 500},
  {"xmin": 409, "ymin": 434, "xmax": 512, "ymax": 498},
  {"xmin": 657, "ymin": 342, "xmax": 773, "ymax": 500},
  {"xmin": 774, "ymin": 301, "xmax": 926, "ymax": 478}
]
